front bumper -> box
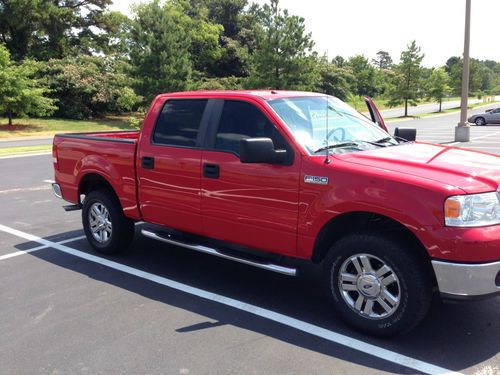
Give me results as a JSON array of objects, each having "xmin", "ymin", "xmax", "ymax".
[{"xmin": 432, "ymin": 260, "xmax": 500, "ymax": 299}]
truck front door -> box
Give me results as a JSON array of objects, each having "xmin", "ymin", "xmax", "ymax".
[{"xmin": 200, "ymin": 99, "xmax": 301, "ymax": 256}]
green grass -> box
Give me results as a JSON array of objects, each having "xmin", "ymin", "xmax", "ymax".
[
  {"xmin": 0, "ymin": 145, "xmax": 52, "ymax": 155},
  {"xmin": 402, "ymin": 100, "xmax": 500, "ymax": 119},
  {"xmin": 0, "ymin": 116, "xmax": 133, "ymax": 139},
  {"xmin": 348, "ymin": 96, "xmax": 468, "ymax": 112}
]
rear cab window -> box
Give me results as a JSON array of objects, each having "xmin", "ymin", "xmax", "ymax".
[{"xmin": 153, "ymin": 99, "xmax": 208, "ymax": 147}]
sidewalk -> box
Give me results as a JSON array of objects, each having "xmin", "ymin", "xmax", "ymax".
[
  {"xmin": 0, "ymin": 136, "xmax": 53, "ymax": 149},
  {"xmin": 0, "ymin": 135, "xmax": 53, "ymax": 142}
]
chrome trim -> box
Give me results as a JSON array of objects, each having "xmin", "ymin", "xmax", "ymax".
[
  {"xmin": 141, "ymin": 229, "xmax": 297, "ymax": 276},
  {"xmin": 432, "ymin": 260, "xmax": 500, "ymax": 296},
  {"xmin": 52, "ymin": 183, "xmax": 62, "ymax": 199}
]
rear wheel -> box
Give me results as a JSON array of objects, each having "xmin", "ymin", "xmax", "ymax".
[
  {"xmin": 82, "ymin": 189, "xmax": 135, "ymax": 254},
  {"xmin": 323, "ymin": 232, "xmax": 433, "ymax": 336},
  {"xmin": 475, "ymin": 117, "xmax": 486, "ymax": 126}
]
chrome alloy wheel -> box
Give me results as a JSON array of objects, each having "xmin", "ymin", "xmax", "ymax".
[
  {"xmin": 88, "ymin": 202, "xmax": 112, "ymax": 243},
  {"xmin": 338, "ymin": 253, "xmax": 401, "ymax": 320}
]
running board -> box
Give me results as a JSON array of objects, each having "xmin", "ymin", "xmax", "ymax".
[{"xmin": 141, "ymin": 229, "xmax": 297, "ymax": 276}]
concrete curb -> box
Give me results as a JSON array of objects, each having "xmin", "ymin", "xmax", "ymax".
[{"xmin": 0, "ymin": 136, "xmax": 54, "ymax": 142}]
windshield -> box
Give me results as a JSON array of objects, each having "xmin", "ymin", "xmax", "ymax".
[{"xmin": 268, "ymin": 96, "xmax": 395, "ymax": 154}]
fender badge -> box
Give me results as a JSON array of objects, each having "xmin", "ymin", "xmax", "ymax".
[{"xmin": 304, "ymin": 175, "xmax": 329, "ymax": 185}]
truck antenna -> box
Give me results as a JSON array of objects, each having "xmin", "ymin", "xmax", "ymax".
[{"xmin": 324, "ymin": 95, "xmax": 331, "ymax": 164}]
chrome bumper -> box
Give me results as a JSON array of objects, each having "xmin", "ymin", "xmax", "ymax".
[
  {"xmin": 432, "ymin": 260, "xmax": 500, "ymax": 298},
  {"xmin": 52, "ymin": 183, "xmax": 62, "ymax": 199}
]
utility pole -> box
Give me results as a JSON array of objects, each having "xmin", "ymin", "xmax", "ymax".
[{"xmin": 455, "ymin": 0, "xmax": 471, "ymax": 142}]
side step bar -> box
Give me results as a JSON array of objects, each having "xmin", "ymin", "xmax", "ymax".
[{"xmin": 141, "ymin": 229, "xmax": 297, "ymax": 277}]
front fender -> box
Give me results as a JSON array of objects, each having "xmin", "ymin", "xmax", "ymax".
[{"xmin": 297, "ymin": 157, "xmax": 462, "ymax": 259}]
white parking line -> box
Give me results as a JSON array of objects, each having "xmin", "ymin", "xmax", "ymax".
[
  {"xmin": 0, "ymin": 185, "xmax": 52, "ymax": 195},
  {"xmin": 0, "ymin": 223, "xmax": 461, "ymax": 375},
  {"xmin": 448, "ymin": 130, "xmax": 500, "ymax": 146},
  {"xmin": 0, "ymin": 235, "xmax": 86, "ymax": 261}
]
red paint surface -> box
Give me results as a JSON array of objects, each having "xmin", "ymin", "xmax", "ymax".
[{"xmin": 54, "ymin": 90, "xmax": 500, "ymax": 263}]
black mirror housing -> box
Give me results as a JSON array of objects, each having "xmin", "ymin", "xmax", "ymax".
[
  {"xmin": 394, "ymin": 127, "xmax": 417, "ymax": 142},
  {"xmin": 240, "ymin": 138, "xmax": 287, "ymax": 164}
]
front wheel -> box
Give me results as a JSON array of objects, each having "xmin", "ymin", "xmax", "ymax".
[
  {"xmin": 475, "ymin": 117, "xmax": 486, "ymax": 126},
  {"xmin": 82, "ymin": 189, "xmax": 135, "ymax": 254},
  {"xmin": 323, "ymin": 232, "xmax": 433, "ymax": 336}
]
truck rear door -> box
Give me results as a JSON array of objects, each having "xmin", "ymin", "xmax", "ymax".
[{"xmin": 136, "ymin": 98, "xmax": 210, "ymax": 232}]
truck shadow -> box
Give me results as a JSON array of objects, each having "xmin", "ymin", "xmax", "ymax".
[{"xmin": 19, "ymin": 227, "xmax": 499, "ymax": 374}]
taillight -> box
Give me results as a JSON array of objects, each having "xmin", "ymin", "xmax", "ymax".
[{"xmin": 53, "ymin": 143, "xmax": 59, "ymax": 171}]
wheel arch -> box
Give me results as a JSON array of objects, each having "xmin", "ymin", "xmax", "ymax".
[
  {"xmin": 79, "ymin": 173, "xmax": 121, "ymax": 207},
  {"xmin": 311, "ymin": 211, "xmax": 435, "ymax": 283}
]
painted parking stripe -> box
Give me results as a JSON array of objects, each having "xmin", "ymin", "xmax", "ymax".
[
  {"xmin": 448, "ymin": 130, "xmax": 500, "ymax": 146},
  {"xmin": 0, "ymin": 185, "xmax": 52, "ymax": 195},
  {"xmin": 0, "ymin": 223, "xmax": 461, "ymax": 375},
  {"xmin": 0, "ymin": 235, "xmax": 86, "ymax": 261}
]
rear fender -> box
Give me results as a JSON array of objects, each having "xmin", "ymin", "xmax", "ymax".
[{"xmin": 75, "ymin": 155, "xmax": 141, "ymax": 220}]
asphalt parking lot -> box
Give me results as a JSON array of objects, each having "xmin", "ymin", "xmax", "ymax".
[
  {"xmin": 388, "ymin": 103, "xmax": 500, "ymax": 155},
  {"xmin": 0, "ymin": 115, "xmax": 499, "ymax": 374}
]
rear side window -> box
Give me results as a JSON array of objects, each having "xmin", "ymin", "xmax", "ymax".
[
  {"xmin": 153, "ymin": 99, "xmax": 208, "ymax": 147},
  {"xmin": 214, "ymin": 100, "xmax": 287, "ymax": 154}
]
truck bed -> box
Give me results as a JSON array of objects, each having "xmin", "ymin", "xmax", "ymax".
[
  {"xmin": 53, "ymin": 130, "xmax": 141, "ymax": 220},
  {"xmin": 57, "ymin": 130, "xmax": 140, "ymax": 143}
]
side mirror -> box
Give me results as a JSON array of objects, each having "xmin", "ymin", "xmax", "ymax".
[
  {"xmin": 394, "ymin": 127, "xmax": 417, "ymax": 142},
  {"xmin": 240, "ymin": 138, "xmax": 287, "ymax": 164}
]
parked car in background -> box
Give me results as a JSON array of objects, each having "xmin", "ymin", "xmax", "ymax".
[{"xmin": 468, "ymin": 107, "xmax": 500, "ymax": 125}]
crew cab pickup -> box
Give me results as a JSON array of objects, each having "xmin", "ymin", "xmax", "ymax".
[{"xmin": 52, "ymin": 90, "xmax": 500, "ymax": 336}]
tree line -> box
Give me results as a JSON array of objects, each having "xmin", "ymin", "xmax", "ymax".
[{"xmin": 1, "ymin": 0, "xmax": 500, "ymax": 124}]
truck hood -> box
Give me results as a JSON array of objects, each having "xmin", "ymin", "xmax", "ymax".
[{"xmin": 337, "ymin": 142, "xmax": 500, "ymax": 194}]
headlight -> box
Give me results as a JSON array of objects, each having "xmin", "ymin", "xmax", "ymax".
[{"xmin": 444, "ymin": 189, "xmax": 500, "ymax": 227}]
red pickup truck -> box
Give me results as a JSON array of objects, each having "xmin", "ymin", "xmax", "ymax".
[{"xmin": 52, "ymin": 90, "xmax": 500, "ymax": 336}]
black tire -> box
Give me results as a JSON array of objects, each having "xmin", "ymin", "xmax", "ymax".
[
  {"xmin": 82, "ymin": 189, "xmax": 135, "ymax": 254},
  {"xmin": 475, "ymin": 117, "xmax": 486, "ymax": 126},
  {"xmin": 322, "ymin": 232, "xmax": 433, "ymax": 336}
]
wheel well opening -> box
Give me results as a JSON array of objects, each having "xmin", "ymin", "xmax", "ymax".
[
  {"xmin": 312, "ymin": 212, "xmax": 432, "ymax": 272},
  {"xmin": 79, "ymin": 173, "xmax": 118, "ymax": 203}
]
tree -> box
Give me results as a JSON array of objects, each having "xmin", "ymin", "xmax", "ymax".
[
  {"xmin": 0, "ymin": 45, "xmax": 56, "ymax": 126},
  {"xmin": 347, "ymin": 55, "xmax": 378, "ymax": 97},
  {"xmin": 387, "ymin": 40, "xmax": 424, "ymax": 117},
  {"xmin": 0, "ymin": 0, "xmax": 114, "ymax": 60},
  {"xmin": 372, "ymin": 51, "xmax": 393, "ymax": 69},
  {"xmin": 448, "ymin": 57, "xmax": 482, "ymax": 96},
  {"xmin": 248, "ymin": 0, "xmax": 318, "ymax": 90},
  {"xmin": 315, "ymin": 57, "xmax": 354, "ymax": 101},
  {"xmin": 331, "ymin": 55, "xmax": 346, "ymax": 68},
  {"xmin": 203, "ymin": 0, "xmax": 257, "ymax": 78},
  {"xmin": 36, "ymin": 56, "xmax": 138, "ymax": 119},
  {"xmin": 173, "ymin": 0, "xmax": 224, "ymax": 77},
  {"xmin": 425, "ymin": 68, "xmax": 451, "ymax": 112},
  {"xmin": 128, "ymin": 1, "xmax": 192, "ymax": 102}
]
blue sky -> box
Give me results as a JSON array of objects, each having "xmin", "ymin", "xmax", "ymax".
[{"xmin": 111, "ymin": 0, "xmax": 500, "ymax": 67}]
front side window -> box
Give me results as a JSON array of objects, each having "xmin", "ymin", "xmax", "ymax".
[
  {"xmin": 268, "ymin": 96, "xmax": 396, "ymax": 154},
  {"xmin": 214, "ymin": 100, "xmax": 287, "ymax": 154},
  {"xmin": 153, "ymin": 99, "xmax": 208, "ymax": 147}
]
